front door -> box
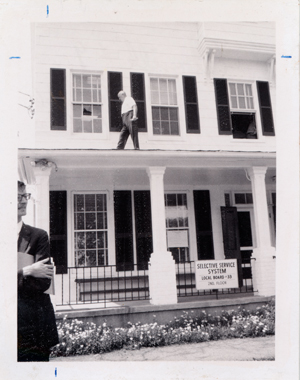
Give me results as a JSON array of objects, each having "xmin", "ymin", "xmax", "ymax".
[{"xmin": 220, "ymin": 206, "xmax": 243, "ymax": 287}]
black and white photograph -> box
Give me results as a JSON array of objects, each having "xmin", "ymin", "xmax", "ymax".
[{"xmin": 0, "ymin": 1, "xmax": 299, "ymax": 380}]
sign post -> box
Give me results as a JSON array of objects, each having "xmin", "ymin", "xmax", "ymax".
[{"xmin": 195, "ymin": 259, "xmax": 239, "ymax": 290}]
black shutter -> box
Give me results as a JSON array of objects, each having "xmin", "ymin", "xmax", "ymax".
[
  {"xmin": 108, "ymin": 72, "xmax": 123, "ymax": 132},
  {"xmin": 114, "ymin": 191, "xmax": 134, "ymax": 271},
  {"xmin": 134, "ymin": 191, "xmax": 153, "ymax": 270},
  {"xmin": 257, "ymin": 81, "xmax": 275, "ymax": 136},
  {"xmin": 193, "ymin": 190, "xmax": 214, "ymax": 260},
  {"xmin": 130, "ymin": 73, "xmax": 147, "ymax": 132},
  {"xmin": 214, "ymin": 78, "xmax": 232, "ymax": 135},
  {"xmin": 183, "ymin": 75, "xmax": 200, "ymax": 133},
  {"xmin": 50, "ymin": 68, "xmax": 66, "ymax": 130},
  {"xmin": 49, "ymin": 191, "xmax": 68, "ymax": 274},
  {"xmin": 220, "ymin": 206, "xmax": 243, "ymax": 287}
]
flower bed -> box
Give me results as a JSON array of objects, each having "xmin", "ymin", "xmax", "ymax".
[{"xmin": 50, "ymin": 301, "xmax": 275, "ymax": 357}]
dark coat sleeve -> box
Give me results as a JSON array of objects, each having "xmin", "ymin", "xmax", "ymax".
[{"xmin": 18, "ymin": 230, "xmax": 52, "ymax": 295}]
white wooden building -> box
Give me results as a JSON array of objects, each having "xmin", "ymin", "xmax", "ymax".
[{"xmin": 18, "ymin": 22, "xmax": 276, "ymax": 308}]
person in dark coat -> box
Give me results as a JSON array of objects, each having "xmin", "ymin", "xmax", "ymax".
[{"xmin": 17, "ymin": 181, "xmax": 59, "ymax": 361}]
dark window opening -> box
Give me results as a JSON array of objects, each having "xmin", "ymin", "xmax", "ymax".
[{"xmin": 231, "ymin": 113, "xmax": 257, "ymax": 139}]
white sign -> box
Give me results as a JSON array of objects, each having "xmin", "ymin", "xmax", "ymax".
[
  {"xmin": 167, "ymin": 230, "xmax": 188, "ymax": 248},
  {"xmin": 195, "ymin": 259, "xmax": 239, "ymax": 290}
]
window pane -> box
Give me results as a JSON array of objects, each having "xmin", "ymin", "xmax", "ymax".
[
  {"xmin": 150, "ymin": 78, "xmax": 159, "ymax": 91},
  {"xmin": 83, "ymin": 120, "xmax": 93, "ymax": 133},
  {"xmin": 82, "ymin": 75, "xmax": 91, "ymax": 88},
  {"xmin": 83, "ymin": 89, "xmax": 92, "ymax": 102},
  {"xmin": 73, "ymin": 104, "xmax": 81, "ymax": 118},
  {"xmin": 229, "ymin": 83, "xmax": 236, "ymax": 95},
  {"xmin": 169, "ymin": 92, "xmax": 177, "ymax": 105},
  {"xmin": 86, "ymin": 250, "xmax": 96, "ymax": 266},
  {"xmin": 85, "ymin": 213, "xmax": 96, "ymax": 229},
  {"xmin": 75, "ymin": 195, "xmax": 84, "ymax": 212},
  {"xmin": 160, "ymin": 92, "xmax": 168, "ymax": 105},
  {"xmin": 75, "ymin": 250, "xmax": 85, "ymax": 266},
  {"xmin": 151, "ymin": 91, "xmax": 160, "ymax": 104},
  {"xmin": 160, "ymin": 107, "xmax": 169, "ymax": 120},
  {"xmin": 235, "ymin": 193, "xmax": 246, "ymax": 204},
  {"xmin": 75, "ymin": 89, "xmax": 82, "ymax": 102},
  {"xmin": 93, "ymin": 119, "xmax": 102, "ymax": 133},
  {"xmin": 97, "ymin": 213, "xmax": 105, "ymax": 230},
  {"xmin": 152, "ymin": 107, "xmax": 160, "ymax": 121},
  {"xmin": 168, "ymin": 79, "xmax": 176, "ymax": 94},
  {"xmin": 91, "ymin": 75, "xmax": 100, "ymax": 88},
  {"xmin": 237, "ymin": 84, "xmax": 244, "ymax": 95},
  {"xmin": 161, "ymin": 121, "xmax": 170, "ymax": 135},
  {"xmin": 97, "ymin": 194, "xmax": 106, "ymax": 211},
  {"xmin": 169, "ymin": 108, "xmax": 178, "ymax": 121},
  {"xmin": 246, "ymin": 193, "xmax": 253, "ymax": 204},
  {"xmin": 170, "ymin": 122, "xmax": 179, "ymax": 135},
  {"xmin": 73, "ymin": 74, "xmax": 82, "ymax": 88},
  {"xmin": 238, "ymin": 97, "xmax": 246, "ymax": 108},
  {"xmin": 245, "ymin": 84, "xmax": 252, "ymax": 96},
  {"xmin": 92, "ymin": 89, "xmax": 98, "ymax": 103},
  {"xmin": 75, "ymin": 232, "xmax": 85, "ymax": 249},
  {"xmin": 97, "ymin": 231, "xmax": 106, "ymax": 248},
  {"xmin": 231, "ymin": 96, "xmax": 238, "ymax": 108},
  {"xmin": 83, "ymin": 105, "xmax": 92, "ymax": 116},
  {"xmin": 85, "ymin": 194, "xmax": 95, "ymax": 211},
  {"xmin": 98, "ymin": 250, "xmax": 106, "ymax": 266},
  {"xmin": 159, "ymin": 79, "xmax": 168, "ymax": 92},
  {"xmin": 153, "ymin": 120, "xmax": 161, "ymax": 134},
  {"xmin": 86, "ymin": 232, "xmax": 96, "ymax": 249},
  {"xmin": 247, "ymin": 97, "xmax": 254, "ymax": 109},
  {"xmin": 93, "ymin": 105, "xmax": 101, "ymax": 117},
  {"xmin": 73, "ymin": 118, "xmax": 82, "ymax": 133},
  {"xmin": 76, "ymin": 213, "xmax": 85, "ymax": 230},
  {"xmin": 166, "ymin": 194, "xmax": 177, "ymax": 207}
]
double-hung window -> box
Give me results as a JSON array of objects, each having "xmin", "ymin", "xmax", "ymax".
[
  {"xmin": 150, "ymin": 78, "xmax": 179, "ymax": 135},
  {"xmin": 72, "ymin": 73, "xmax": 102, "ymax": 133},
  {"xmin": 74, "ymin": 193, "xmax": 108, "ymax": 267},
  {"xmin": 165, "ymin": 193, "xmax": 189, "ymax": 263},
  {"xmin": 228, "ymin": 82, "xmax": 257, "ymax": 139}
]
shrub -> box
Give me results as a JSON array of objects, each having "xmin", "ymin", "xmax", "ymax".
[{"xmin": 50, "ymin": 301, "xmax": 275, "ymax": 357}]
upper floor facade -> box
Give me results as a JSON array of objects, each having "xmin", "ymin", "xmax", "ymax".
[{"xmin": 20, "ymin": 22, "xmax": 276, "ymax": 152}]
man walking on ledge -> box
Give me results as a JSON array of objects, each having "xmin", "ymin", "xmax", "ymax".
[{"xmin": 116, "ymin": 90, "xmax": 140, "ymax": 150}]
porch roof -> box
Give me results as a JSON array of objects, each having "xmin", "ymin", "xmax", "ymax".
[{"xmin": 19, "ymin": 148, "xmax": 276, "ymax": 170}]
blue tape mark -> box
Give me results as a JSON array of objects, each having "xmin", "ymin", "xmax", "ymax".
[
  {"xmin": 55, "ymin": 368, "xmax": 57, "ymax": 377},
  {"xmin": 9, "ymin": 57, "xmax": 20, "ymax": 59},
  {"xmin": 47, "ymin": 5, "xmax": 49, "ymax": 17},
  {"xmin": 281, "ymin": 55, "xmax": 292, "ymax": 58}
]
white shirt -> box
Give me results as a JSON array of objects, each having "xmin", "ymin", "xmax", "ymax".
[
  {"xmin": 121, "ymin": 96, "xmax": 136, "ymax": 115},
  {"xmin": 18, "ymin": 220, "xmax": 23, "ymax": 237}
]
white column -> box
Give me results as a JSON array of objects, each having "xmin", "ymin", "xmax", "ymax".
[
  {"xmin": 147, "ymin": 167, "xmax": 177, "ymax": 305},
  {"xmin": 33, "ymin": 166, "xmax": 52, "ymax": 234},
  {"xmin": 247, "ymin": 167, "xmax": 276, "ymax": 296}
]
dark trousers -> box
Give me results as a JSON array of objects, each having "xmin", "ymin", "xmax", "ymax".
[
  {"xmin": 117, "ymin": 111, "xmax": 140, "ymax": 150},
  {"xmin": 18, "ymin": 348, "xmax": 50, "ymax": 362}
]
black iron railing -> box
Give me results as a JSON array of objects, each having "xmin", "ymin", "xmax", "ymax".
[
  {"xmin": 176, "ymin": 257, "xmax": 255, "ymax": 299},
  {"xmin": 56, "ymin": 263, "xmax": 150, "ymax": 307}
]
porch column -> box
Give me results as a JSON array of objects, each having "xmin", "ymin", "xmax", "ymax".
[
  {"xmin": 32, "ymin": 166, "xmax": 52, "ymax": 233},
  {"xmin": 247, "ymin": 167, "xmax": 275, "ymax": 296},
  {"xmin": 147, "ymin": 167, "xmax": 177, "ymax": 305}
]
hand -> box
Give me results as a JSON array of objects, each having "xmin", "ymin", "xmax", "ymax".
[
  {"xmin": 23, "ymin": 258, "xmax": 54, "ymax": 279},
  {"xmin": 131, "ymin": 116, "xmax": 138, "ymax": 121}
]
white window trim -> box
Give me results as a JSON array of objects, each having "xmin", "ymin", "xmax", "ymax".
[
  {"xmin": 68, "ymin": 70, "xmax": 109, "ymax": 140},
  {"xmin": 226, "ymin": 79, "xmax": 266, "ymax": 143},
  {"xmin": 146, "ymin": 74, "xmax": 187, "ymax": 142},
  {"xmin": 71, "ymin": 190, "xmax": 110, "ymax": 267}
]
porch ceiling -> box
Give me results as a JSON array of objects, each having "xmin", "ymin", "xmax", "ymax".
[{"xmin": 19, "ymin": 149, "xmax": 276, "ymax": 170}]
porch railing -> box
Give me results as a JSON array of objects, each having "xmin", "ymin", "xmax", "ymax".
[
  {"xmin": 55, "ymin": 257, "xmax": 255, "ymax": 308},
  {"xmin": 55, "ymin": 263, "xmax": 150, "ymax": 308},
  {"xmin": 176, "ymin": 257, "xmax": 256, "ymax": 299}
]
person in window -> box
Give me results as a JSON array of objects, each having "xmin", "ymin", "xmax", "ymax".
[
  {"xmin": 116, "ymin": 90, "xmax": 139, "ymax": 150},
  {"xmin": 17, "ymin": 181, "xmax": 59, "ymax": 361},
  {"xmin": 246, "ymin": 121, "xmax": 257, "ymax": 139}
]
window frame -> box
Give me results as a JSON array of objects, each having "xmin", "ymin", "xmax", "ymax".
[
  {"xmin": 148, "ymin": 74, "xmax": 183, "ymax": 139},
  {"xmin": 165, "ymin": 191, "xmax": 190, "ymax": 263},
  {"xmin": 69, "ymin": 70, "xmax": 109, "ymax": 139},
  {"xmin": 72, "ymin": 191, "xmax": 109, "ymax": 267}
]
